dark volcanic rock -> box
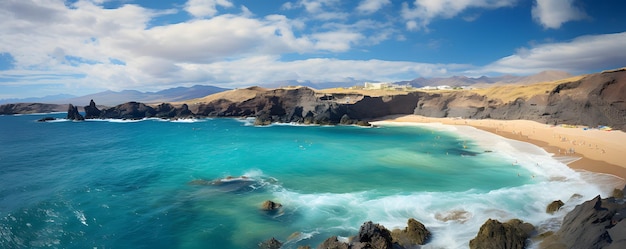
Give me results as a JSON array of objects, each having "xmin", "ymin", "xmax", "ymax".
[
  {"xmin": 317, "ymin": 236, "xmax": 349, "ymax": 249},
  {"xmin": 353, "ymin": 221, "xmax": 394, "ymax": 249},
  {"xmin": 84, "ymin": 99, "xmax": 101, "ymax": 118},
  {"xmin": 66, "ymin": 104, "xmax": 84, "ymax": 120},
  {"xmin": 260, "ymin": 200, "xmax": 282, "ymax": 211},
  {"xmin": 100, "ymin": 101, "xmax": 156, "ymax": 119},
  {"xmin": 37, "ymin": 117, "xmax": 56, "ymax": 122},
  {"xmin": 469, "ymin": 218, "xmax": 534, "ymax": 249},
  {"xmin": 541, "ymin": 195, "xmax": 626, "ymax": 249},
  {"xmin": 391, "ymin": 218, "xmax": 431, "ymax": 247},
  {"xmin": 258, "ymin": 237, "xmax": 282, "ymax": 249},
  {"xmin": 546, "ymin": 200, "xmax": 565, "ymax": 214}
]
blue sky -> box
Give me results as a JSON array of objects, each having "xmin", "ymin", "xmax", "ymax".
[{"xmin": 1, "ymin": 0, "xmax": 625, "ymax": 98}]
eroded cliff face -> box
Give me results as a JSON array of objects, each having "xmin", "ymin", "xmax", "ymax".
[
  {"xmin": 411, "ymin": 69, "xmax": 626, "ymax": 130},
  {"xmin": 67, "ymin": 68, "xmax": 626, "ymax": 130}
]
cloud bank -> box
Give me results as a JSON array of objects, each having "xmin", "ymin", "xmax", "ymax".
[{"xmin": 0, "ymin": 0, "xmax": 623, "ymax": 98}]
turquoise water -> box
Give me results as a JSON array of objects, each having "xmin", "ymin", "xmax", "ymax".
[{"xmin": 0, "ymin": 114, "xmax": 619, "ymax": 249}]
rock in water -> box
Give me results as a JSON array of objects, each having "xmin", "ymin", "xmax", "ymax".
[
  {"xmin": 469, "ymin": 219, "xmax": 534, "ymax": 249},
  {"xmin": 37, "ymin": 117, "xmax": 56, "ymax": 122},
  {"xmin": 546, "ymin": 200, "xmax": 565, "ymax": 214},
  {"xmin": 391, "ymin": 218, "xmax": 431, "ymax": 247},
  {"xmin": 84, "ymin": 99, "xmax": 101, "ymax": 119},
  {"xmin": 353, "ymin": 221, "xmax": 394, "ymax": 249},
  {"xmin": 66, "ymin": 104, "xmax": 84, "ymax": 120},
  {"xmin": 258, "ymin": 237, "xmax": 282, "ymax": 249},
  {"xmin": 317, "ymin": 236, "xmax": 348, "ymax": 249},
  {"xmin": 260, "ymin": 200, "xmax": 282, "ymax": 211}
]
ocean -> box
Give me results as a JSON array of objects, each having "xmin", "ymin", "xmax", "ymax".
[{"xmin": 0, "ymin": 113, "xmax": 621, "ymax": 249}]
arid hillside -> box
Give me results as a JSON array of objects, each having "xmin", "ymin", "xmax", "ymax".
[{"xmin": 182, "ymin": 68, "xmax": 626, "ymax": 130}]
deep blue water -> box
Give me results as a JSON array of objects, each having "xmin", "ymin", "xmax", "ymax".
[{"xmin": 0, "ymin": 114, "xmax": 616, "ymax": 249}]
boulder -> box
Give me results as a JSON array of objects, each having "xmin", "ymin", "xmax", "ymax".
[
  {"xmin": 391, "ymin": 218, "xmax": 431, "ymax": 247},
  {"xmin": 613, "ymin": 188, "xmax": 624, "ymax": 199},
  {"xmin": 261, "ymin": 200, "xmax": 282, "ymax": 211},
  {"xmin": 546, "ymin": 200, "xmax": 565, "ymax": 214},
  {"xmin": 258, "ymin": 237, "xmax": 282, "ymax": 249},
  {"xmin": 353, "ymin": 221, "xmax": 394, "ymax": 249},
  {"xmin": 66, "ymin": 104, "xmax": 84, "ymax": 121},
  {"xmin": 317, "ymin": 236, "xmax": 349, "ymax": 249},
  {"xmin": 542, "ymin": 195, "xmax": 626, "ymax": 249},
  {"xmin": 469, "ymin": 218, "xmax": 534, "ymax": 249}
]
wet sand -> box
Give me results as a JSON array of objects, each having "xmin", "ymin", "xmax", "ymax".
[{"xmin": 374, "ymin": 115, "xmax": 626, "ymax": 180}]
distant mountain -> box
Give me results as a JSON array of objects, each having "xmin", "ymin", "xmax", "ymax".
[
  {"xmin": 0, "ymin": 94, "xmax": 76, "ymax": 105},
  {"xmin": 398, "ymin": 70, "xmax": 573, "ymax": 88},
  {"xmin": 50, "ymin": 85, "xmax": 229, "ymax": 106}
]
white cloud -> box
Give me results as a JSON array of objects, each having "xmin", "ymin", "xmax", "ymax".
[
  {"xmin": 184, "ymin": 0, "xmax": 233, "ymax": 18},
  {"xmin": 532, "ymin": 0, "xmax": 588, "ymax": 29},
  {"xmin": 482, "ymin": 32, "xmax": 626, "ymax": 74},
  {"xmin": 401, "ymin": 0, "xmax": 517, "ymax": 31},
  {"xmin": 357, "ymin": 0, "xmax": 390, "ymax": 14}
]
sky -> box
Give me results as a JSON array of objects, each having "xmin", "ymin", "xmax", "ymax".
[{"xmin": 1, "ymin": 0, "xmax": 625, "ymax": 98}]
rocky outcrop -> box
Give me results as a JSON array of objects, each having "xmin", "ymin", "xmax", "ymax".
[
  {"xmin": 258, "ymin": 237, "xmax": 282, "ymax": 249},
  {"xmin": 261, "ymin": 200, "xmax": 282, "ymax": 211},
  {"xmin": 196, "ymin": 87, "xmax": 372, "ymax": 126},
  {"xmin": 81, "ymin": 100, "xmax": 195, "ymax": 120},
  {"xmin": 317, "ymin": 236, "xmax": 349, "ymax": 249},
  {"xmin": 316, "ymin": 220, "xmax": 429, "ymax": 249},
  {"xmin": 66, "ymin": 104, "xmax": 84, "ymax": 121},
  {"xmin": 83, "ymin": 99, "xmax": 101, "ymax": 119},
  {"xmin": 469, "ymin": 218, "xmax": 535, "ymax": 249},
  {"xmin": 353, "ymin": 221, "xmax": 395, "ymax": 249},
  {"xmin": 391, "ymin": 218, "xmax": 431, "ymax": 247},
  {"xmin": 541, "ymin": 195, "xmax": 626, "ymax": 249},
  {"xmin": 546, "ymin": 200, "xmax": 565, "ymax": 214}
]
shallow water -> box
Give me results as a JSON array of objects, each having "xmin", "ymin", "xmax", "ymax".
[{"xmin": 0, "ymin": 114, "xmax": 621, "ymax": 249}]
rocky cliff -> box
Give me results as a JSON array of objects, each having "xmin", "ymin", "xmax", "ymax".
[{"xmin": 187, "ymin": 68, "xmax": 626, "ymax": 129}]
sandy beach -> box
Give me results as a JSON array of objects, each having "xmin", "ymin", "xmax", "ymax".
[{"xmin": 373, "ymin": 115, "xmax": 626, "ymax": 180}]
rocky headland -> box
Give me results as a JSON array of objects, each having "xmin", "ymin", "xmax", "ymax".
[{"xmin": 56, "ymin": 68, "xmax": 626, "ymax": 131}]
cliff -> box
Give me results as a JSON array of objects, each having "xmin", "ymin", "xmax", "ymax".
[{"xmin": 186, "ymin": 68, "xmax": 626, "ymax": 129}]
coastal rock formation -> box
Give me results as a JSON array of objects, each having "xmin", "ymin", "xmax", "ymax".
[
  {"xmin": 412, "ymin": 69, "xmax": 626, "ymax": 131},
  {"xmin": 353, "ymin": 221, "xmax": 394, "ymax": 249},
  {"xmin": 546, "ymin": 200, "xmax": 565, "ymax": 214},
  {"xmin": 66, "ymin": 104, "xmax": 84, "ymax": 121},
  {"xmin": 195, "ymin": 87, "xmax": 371, "ymax": 126},
  {"xmin": 258, "ymin": 237, "xmax": 282, "ymax": 249},
  {"xmin": 317, "ymin": 236, "xmax": 349, "ymax": 249},
  {"xmin": 541, "ymin": 195, "xmax": 626, "ymax": 249},
  {"xmin": 83, "ymin": 99, "xmax": 101, "ymax": 118},
  {"xmin": 469, "ymin": 218, "xmax": 535, "ymax": 249},
  {"xmin": 391, "ymin": 218, "xmax": 431, "ymax": 247},
  {"xmin": 81, "ymin": 100, "xmax": 195, "ymax": 120},
  {"xmin": 315, "ymin": 219, "xmax": 429, "ymax": 249},
  {"xmin": 260, "ymin": 200, "xmax": 282, "ymax": 211}
]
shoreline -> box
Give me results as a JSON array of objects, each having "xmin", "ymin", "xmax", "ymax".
[{"xmin": 372, "ymin": 115, "xmax": 626, "ymax": 181}]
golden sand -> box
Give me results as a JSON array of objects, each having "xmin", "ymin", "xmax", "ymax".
[{"xmin": 374, "ymin": 115, "xmax": 626, "ymax": 180}]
